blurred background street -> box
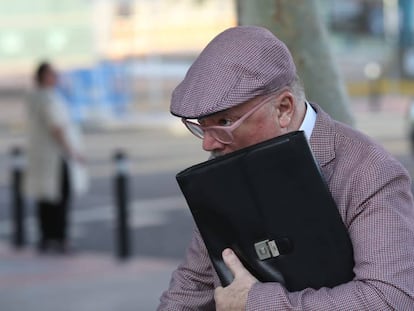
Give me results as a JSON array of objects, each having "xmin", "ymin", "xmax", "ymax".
[{"xmin": 1, "ymin": 0, "xmax": 414, "ymax": 310}]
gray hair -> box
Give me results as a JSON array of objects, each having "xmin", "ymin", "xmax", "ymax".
[{"xmin": 267, "ymin": 75, "xmax": 306, "ymax": 106}]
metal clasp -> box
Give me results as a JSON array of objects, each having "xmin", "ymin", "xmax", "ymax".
[{"xmin": 254, "ymin": 239, "xmax": 280, "ymax": 260}]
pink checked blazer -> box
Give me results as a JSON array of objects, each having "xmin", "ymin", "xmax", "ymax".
[{"xmin": 158, "ymin": 104, "xmax": 414, "ymax": 310}]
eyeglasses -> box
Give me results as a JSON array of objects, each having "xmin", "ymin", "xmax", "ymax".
[{"xmin": 182, "ymin": 95, "xmax": 274, "ymax": 145}]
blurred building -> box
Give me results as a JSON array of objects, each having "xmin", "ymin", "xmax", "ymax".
[
  {"xmin": 2, "ymin": 0, "xmax": 414, "ymax": 126},
  {"xmin": 0, "ymin": 0, "xmax": 236, "ymax": 76},
  {"xmin": 0, "ymin": 0, "xmax": 236, "ymax": 125},
  {"xmin": 0, "ymin": 0, "xmax": 94, "ymax": 74},
  {"xmin": 323, "ymin": 0, "xmax": 414, "ymax": 96},
  {"xmin": 326, "ymin": 0, "xmax": 385, "ymax": 36},
  {"xmin": 105, "ymin": 0, "xmax": 236, "ymax": 58}
]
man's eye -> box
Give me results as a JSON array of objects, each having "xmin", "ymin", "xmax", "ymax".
[{"xmin": 218, "ymin": 118, "xmax": 232, "ymax": 126}]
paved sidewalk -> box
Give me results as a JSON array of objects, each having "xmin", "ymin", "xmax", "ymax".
[{"xmin": 0, "ymin": 242, "xmax": 179, "ymax": 311}]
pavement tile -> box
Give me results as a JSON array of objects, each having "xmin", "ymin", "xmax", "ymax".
[{"xmin": 0, "ymin": 242, "xmax": 179, "ymax": 310}]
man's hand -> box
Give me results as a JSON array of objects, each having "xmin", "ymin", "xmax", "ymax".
[{"xmin": 214, "ymin": 248, "xmax": 257, "ymax": 311}]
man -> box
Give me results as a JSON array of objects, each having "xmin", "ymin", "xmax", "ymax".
[
  {"xmin": 25, "ymin": 62, "xmax": 88, "ymax": 253},
  {"xmin": 158, "ymin": 26, "xmax": 414, "ymax": 310}
]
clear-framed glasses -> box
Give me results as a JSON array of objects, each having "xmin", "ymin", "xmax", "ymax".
[{"xmin": 182, "ymin": 95, "xmax": 275, "ymax": 145}]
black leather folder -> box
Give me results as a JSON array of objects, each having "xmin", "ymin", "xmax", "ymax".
[{"xmin": 176, "ymin": 131, "xmax": 354, "ymax": 292}]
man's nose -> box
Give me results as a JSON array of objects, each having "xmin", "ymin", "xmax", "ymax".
[{"xmin": 202, "ymin": 131, "xmax": 224, "ymax": 152}]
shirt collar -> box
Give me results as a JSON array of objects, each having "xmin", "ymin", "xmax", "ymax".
[{"xmin": 299, "ymin": 101, "xmax": 317, "ymax": 140}]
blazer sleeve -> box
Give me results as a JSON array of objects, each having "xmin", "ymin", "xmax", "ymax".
[
  {"xmin": 245, "ymin": 150, "xmax": 414, "ymax": 310},
  {"xmin": 158, "ymin": 227, "xmax": 217, "ymax": 311}
]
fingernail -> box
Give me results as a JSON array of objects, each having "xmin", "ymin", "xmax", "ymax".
[{"xmin": 223, "ymin": 248, "xmax": 233, "ymax": 256}]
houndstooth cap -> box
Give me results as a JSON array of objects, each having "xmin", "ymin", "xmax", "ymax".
[{"xmin": 170, "ymin": 25, "xmax": 296, "ymax": 119}]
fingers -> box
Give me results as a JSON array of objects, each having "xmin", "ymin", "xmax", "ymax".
[
  {"xmin": 215, "ymin": 249, "xmax": 257, "ymax": 310},
  {"xmin": 222, "ymin": 248, "xmax": 247, "ymax": 279}
]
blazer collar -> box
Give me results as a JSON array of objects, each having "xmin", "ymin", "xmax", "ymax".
[{"xmin": 308, "ymin": 103, "xmax": 336, "ymax": 168}]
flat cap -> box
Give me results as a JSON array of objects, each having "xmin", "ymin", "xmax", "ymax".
[{"xmin": 170, "ymin": 25, "xmax": 296, "ymax": 119}]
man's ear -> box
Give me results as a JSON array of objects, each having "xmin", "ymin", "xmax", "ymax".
[{"xmin": 277, "ymin": 92, "xmax": 294, "ymax": 128}]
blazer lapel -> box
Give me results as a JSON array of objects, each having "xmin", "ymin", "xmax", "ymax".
[{"xmin": 308, "ymin": 103, "xmax": 336, "ymax": 183}]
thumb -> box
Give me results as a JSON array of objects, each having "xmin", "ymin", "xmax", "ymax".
[{"xmin": 222, "ymin": 248, "xmax": 248, "ymax": 279}]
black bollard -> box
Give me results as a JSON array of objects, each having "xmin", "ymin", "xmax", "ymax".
[
  {"xmin": 113, "ymin": 150, "xmax": 131, "ymax": 260},
  {"xmin": 10, "ymin": 146, "xmax": 25, "ymax": 248}
]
